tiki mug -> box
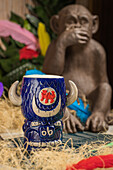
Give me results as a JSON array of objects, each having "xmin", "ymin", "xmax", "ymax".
[{"xmin": 9, "ymin": 75, "xmax": 78, "ymax": 150}]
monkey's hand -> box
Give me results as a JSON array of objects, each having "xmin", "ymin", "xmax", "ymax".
[
  {"xmin": 85, "ymin": 112, "xmax": 108, "ymax": 132},
  {"xmin": 58, "ymin": 28, "xmax": 90, "ymax": 48},
  {"xmin": 62, "ymin": 107, "xmax": 84, "ymax": 133}
]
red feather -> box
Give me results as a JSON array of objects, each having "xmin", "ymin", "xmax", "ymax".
[
  {"xmin": 19, "ymin": 46, "xmax": 39, "ymax": 60},
  {"xmin": 66, "ymin": 154, "xmax": 113, "ymax": 170}
]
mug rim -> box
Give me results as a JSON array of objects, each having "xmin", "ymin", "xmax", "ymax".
[{"xmin": 23, "ymin": 74, "xmax": 64, "ymax": 79}]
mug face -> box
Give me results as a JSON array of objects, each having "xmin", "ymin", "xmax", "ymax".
[{"xmin": 21, "ymin": 75, "xmax": 66, "ymax": 123}]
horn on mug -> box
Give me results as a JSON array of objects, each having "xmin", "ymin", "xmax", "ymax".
[
  {"xmin": 66, "ymin": 80, "xmax": 78, "ymax": 106},
  {"xmin": 8, "ymin": 81, "xmax": 22, "ymax": 106}
]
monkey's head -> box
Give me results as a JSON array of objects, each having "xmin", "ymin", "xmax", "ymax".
[{"xmin": 50, "ymin": 5, "xmax": 99, "ymax": 42}]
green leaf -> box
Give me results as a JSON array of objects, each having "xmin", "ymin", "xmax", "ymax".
[
  {"xmin": 15, "ymin": 41, "xmax": 25, "ymax": 48},
  {"xmin": 9, "ymin": 37, "xmax": 17, "ymax": 47},
  {"xmin": 38, "ymin": 0, "xmax": 50, "ymax": 5},
  {"xmin": 0, "ymin": 48, "xmax": 5, "ymax": 58},
  {"xmin": 23, "ymin": 19, "xmax": 37, "ymax": 36},
  {"xmin": 51, "ymin": 0, "xmax": 59, "ymax": 7},
  {"xmin": 26, "ymin": 14, "xmax": 39, "ymax": 28},
  {"xmin": 0, "ymin": 69, "xmax": 3, "ymax": 81},
  {"xmin": 10, "ymin": 12, "xmax": 24, "ymax": 26},
  {"xmin": 30, "ymin": 27, "xmax": 37, "ymax": 36},
  {"xmin": 26, "ymin": 4, "xmax": 36, "ymax": 15},
  {"xmin": 32, "ymin": 54, "xmax": 44, "ymax": 65},
  {"xmin": 0, "ymin": 53, "xmax": 20, "ymax": 73},
  {"xmin": 24, "ymin": 20, "xmax": 32, "ymax": 31},
  {"xmin": 34, "ymin": 6, "xmax": 49, "ymax": 25},
  {"xmin": 4, "ymin": 46, "xmax": 19, "ymax": 58}
]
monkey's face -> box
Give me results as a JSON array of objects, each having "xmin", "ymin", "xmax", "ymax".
[
  {"xmin": 50, "ymin": 5, "xmax": 99, "ymax": 45},
  {"xmin": 59, "ymin": 10, "xmax": 93, "ymax": 43}
]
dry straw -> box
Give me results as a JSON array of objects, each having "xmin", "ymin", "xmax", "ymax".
[
  {"xmin": 0, "ymin": 94, "xmax": 113, "ymax": 170},
  {"xmin": 0, "ymin": 92, "xmax": 24, "ymax": 133}
]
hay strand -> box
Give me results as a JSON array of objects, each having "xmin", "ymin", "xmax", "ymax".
[{"xmin": 0, "ymin": 96, "xmax": 113, "ymax": 169}]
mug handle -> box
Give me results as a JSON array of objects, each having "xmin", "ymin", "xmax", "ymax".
[
  {"xmin": 8, "ymin": 81, "xmax": 22, "ymax": 106},
  {"xmin": 66, "ymin": 80, "xmax": 78, "ymax": 106}
]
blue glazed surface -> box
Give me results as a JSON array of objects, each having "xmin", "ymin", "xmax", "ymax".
[
  {"xmin": 21, "ymin": 75, "xmax": 66, "ymax": 148},
  {"xmin": 23, "ymin": 119, "xmax": 63, "ymax": 150},
  {"xmin": 21, "ymin": 76, "xmax": 66, "ymax": 122},
  {"xmin": 25, "ymin": 70, "xmax": 91, "ymax": 124}
]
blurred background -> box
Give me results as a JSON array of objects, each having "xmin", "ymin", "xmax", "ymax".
[{"xmin": 0, "ymin": 0, "xmax": 113, "ymax": 107}]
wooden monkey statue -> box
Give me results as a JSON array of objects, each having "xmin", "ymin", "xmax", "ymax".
[{"xmin": 43, "ymin": 5, "xmax": 112, "ymax": 133}]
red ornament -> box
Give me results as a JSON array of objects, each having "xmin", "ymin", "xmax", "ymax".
[
  {"xmin": 66, "ymin": 154, "xmax": 113, "ymax": 170},
  {"xmin": 41, "ymin": 90, "xmax": 56, "ymax": 104},
  {"xmin": 19, "ymin": 46, "xmax": 39, "ymax": 60}
]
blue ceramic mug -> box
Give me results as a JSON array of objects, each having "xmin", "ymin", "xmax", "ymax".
[{"xmin": 9, "ymin": 75, "xmax": 78, "ymax": 149}]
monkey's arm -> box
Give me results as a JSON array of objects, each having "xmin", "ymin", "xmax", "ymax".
[
  {"xmin": 43, "ymin": 28, "xmax": 88, "ymax": 75},
  {"xmin": 43, "ymin": 40, "xmax": 66, "ymax": 75},
  {"xmin": 91, "ymin": 47, "xmax": 112, "ymax": 114},
  {"xmin": 97, "ymin": 46, "xmax": 109, "ymax": 82},
  {"xmin": 86, "ymin": 44, "xmax": 112, "ymax": 132}
]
